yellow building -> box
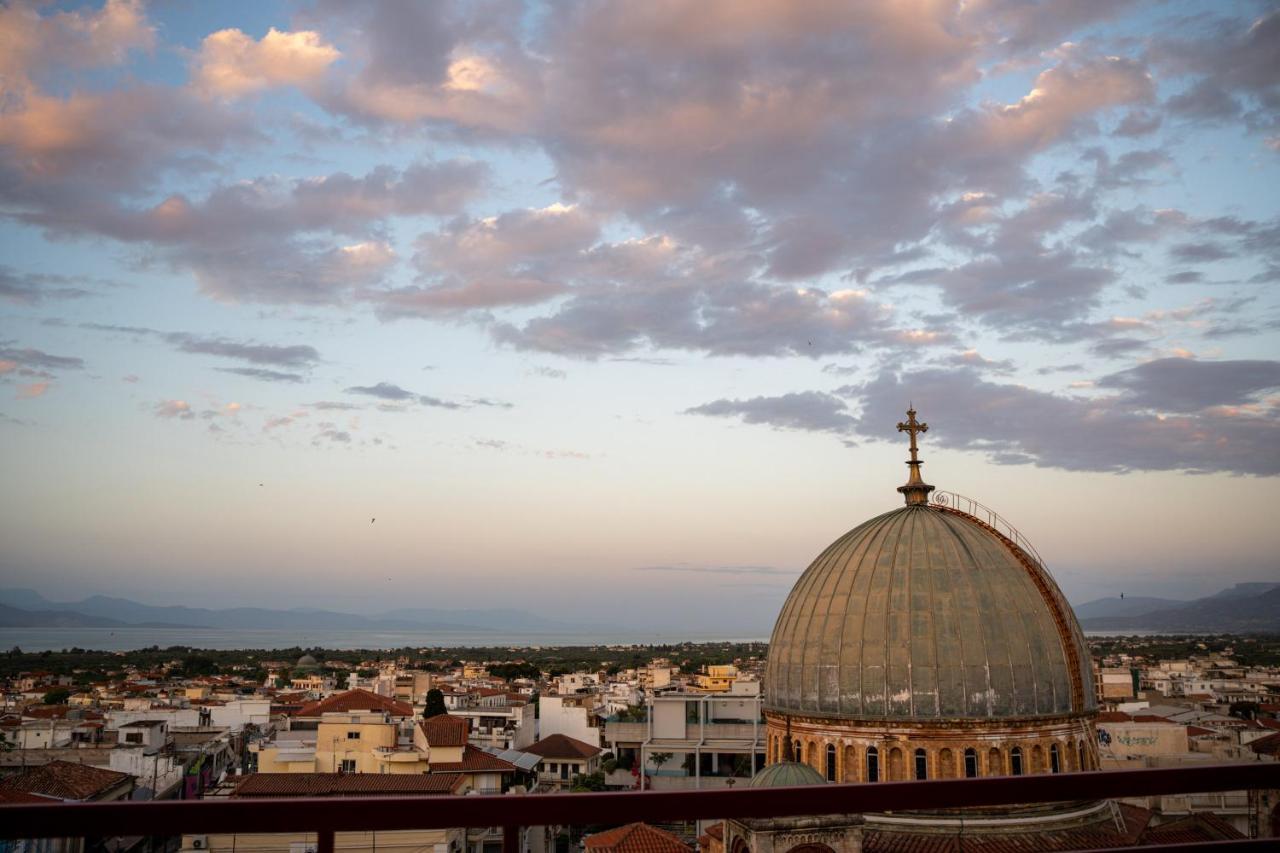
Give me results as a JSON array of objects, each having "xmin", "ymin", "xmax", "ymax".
[{"xmin": 692, "ymin": 664, "xmax": 738, "ymax": 693}]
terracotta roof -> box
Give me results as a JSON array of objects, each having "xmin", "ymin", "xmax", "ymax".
[
  {"xmin": 584, "ymin": 823, "xmax": 690, "ymax": 853},
  {"xmin": 1249, "ymin": 731, "xmax": 1280, "ymax": 756},
  {"xmin": 233, "ymin": 773, "xmax": 463, "ymax": 797},
  {"xmin": 22, "ymin": 706, "xmax": 72, "ymax": 720},
  {"xmin": 420, "ymin": 713, "xmax": 469, "ymax": 747},
  {"xmin": 0, "ymin": 760, "xmax": 132, "ymax": 801},
  {"xmin": 863, "ymin": 804, "xmax": 1155, "ymax": 853},
  {"xmin": 296, "ymin": 689, "xmax": 413, "ymax": 718},
  {"xmin": 1096, "ymin": 711, "xmax": 1132, "ymax": 722},
  {"xmin": 432, "ymin": 744, "xmax": 520, "ymax": 773},
  {"xmin": 1187, "ymin": 725, "xmax": 1216, "ymax": 736},
  {"xmin": 1142, "ymin": 812, "xmax": 1244, "ymax": 844},
  {"xmin": 525, "ymin": 733, "xmax": 602, "ymax": 760},
  {"xmin": 0, "ymin": 788, "xmax": 56, "ymax": 804}
]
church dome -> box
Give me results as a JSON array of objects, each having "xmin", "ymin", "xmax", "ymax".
[
  {"xmin": 747, "ymin": 761, "xmax": 827, "ymax": 788},
  {"xmin": 765, "ymin": 409, "xmax": 1095, "ymax": 723}
]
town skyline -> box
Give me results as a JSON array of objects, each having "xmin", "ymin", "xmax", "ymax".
[{"xmin": 2, "ymin": 0, "xmax": 1278, "ymax": 624}]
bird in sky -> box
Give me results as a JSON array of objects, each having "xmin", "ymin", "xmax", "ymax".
[{"xmin": 371, "ymin": 518, "xmax": 376, "ymax": 524}]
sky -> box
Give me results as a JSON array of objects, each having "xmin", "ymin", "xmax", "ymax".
[{"xmin": 1, "ymin": 0, "xmax": 1278, "ymax": 634}]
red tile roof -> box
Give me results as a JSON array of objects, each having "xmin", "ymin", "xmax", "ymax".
[
  {"xmin": 420, "ymin": 713, "xmax": 469, "ymax": 747},
  {"xmin": 431, "ymin": 745, "xmax": 519, "ymax": 773},
  {"xmin": 584, "ymin": 823, "xmax": 690, "ymax": 853},
  {"xmin": 525, "ymin": 733, "xmax": 602, "ymax": 760},
  {"xmin": 1142, "ymin": 812, "xmax": 1244, "ymax": 844},
  {"xmin": 0, "ymin": 760, "xmax": 132, "ymax": 801},
  {"xmin": 296, "ymin": 689, "xmax": 413, "ymax": 718},
  {"xmin": 1249, "ymin": 731, "xmax": 1280, "ymax": 756},
  {"xmin": 232, "ymin": 773, "xmax": 464, "ymax": 797}
]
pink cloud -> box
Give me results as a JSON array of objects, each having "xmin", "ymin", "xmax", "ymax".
[{"xmin": 16, "ymin": 381, "xmax": 49, "ymax": 399}]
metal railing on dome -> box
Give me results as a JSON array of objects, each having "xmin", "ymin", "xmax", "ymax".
[
  {"xmin": 930, "ymin": 490, "xmax": 1048, "ymax": 569},
  {"xmin": 2, "ymin": 763, "xmax": 1279, "ymax": 853}
]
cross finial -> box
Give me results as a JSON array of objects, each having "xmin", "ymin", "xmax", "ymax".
[{"xmin": 896, "ymin": 405, "xmax": 935, "ymax": 506}]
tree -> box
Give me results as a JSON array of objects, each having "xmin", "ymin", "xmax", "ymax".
[
  {"xmin": 423, "ymin": 688, "xmax": 447, "ymax": 718},
  {"xmin": 571, "ymin": 771, "xmax": 607, "ymax": 792},
  {"xmin": 42, "ymin": 688, "xmax": 71, "ymax": 705},
  {"xmin": 649, "ymin": 752, "xmax": 673, "ymax": 774},
  {"xmin": 1229, "ymin": 701, "xmax": 1259, "ymax": 721}
]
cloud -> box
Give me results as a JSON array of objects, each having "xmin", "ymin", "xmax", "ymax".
[
  {"xmin": 308, "ymin": 401, "xmax": 363, "ymax": 411},
  {"xmin": 194, "ymin": 28, "xmax": 340, "ymax": 99},
  {"xmin": 841, "ymin": 364, "xmax": 1280, "ymax": 476},
  {"xmin": 215, "ymin": 367, "xmax": 305, "ymax": 383},
  {"xmin": 684, "ymin": 391, "xmax": 856, "ymax": 435},
  {"xmin": 0, "ymin": 267, "xmax": 97, "ymax": 304},
  {"xmin": 15, "ymin": 381, "xmax": 49, "ymax": 399},
  {"xmin": 154, "ymin": 399, "xmax": 194, "ymax": 420},
  {"xmin": 344, "ymin": 382, "xmax": 416, "ymax": 401},
  {"xmin": 1096, "ymin": 358, "xmax": 1280, "ymax": 412},
  {"xmin": 171, "ymin": 337, "xmax": 319, "ymax": 367},
  {"xmin": 0, "ymin": 345, "xmax": 84, "ymax": 371},
  {"xmin": 0, "ymin": 0, "xmax": 154, "ymax": 85}
]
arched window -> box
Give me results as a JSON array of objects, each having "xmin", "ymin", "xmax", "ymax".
[
  {"xmin": 1010, "ymin": 747, "xmax": 1024, "ymax": 776},
  {"xmin": 1050, "ymin": 743, "xmax": 1061, "ymax": 774},
  {"xmin": 866, "ymin": 746, "xmax": 879, "ymax": 782},
  {"xmin": 964, "ymin": 748, "xmax": 978, "ymax": 778},
  {"xmin": 794, "ymin": 740, "xmax": 802, "ymax": 762},
  {"xmin": 914, "ymin": 748, "xmax": 927, "ymax": 780},
  {"xmin": 988, "ymin": 747, "xmax": 1002, "ymax": 776},
  {"xmin": 826, "ymin": 744, "xmax": 837, "ymax": 781}
]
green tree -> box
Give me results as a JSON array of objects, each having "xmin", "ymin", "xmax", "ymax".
[
  {"xmin": 41, "ymin": 688, "xmax": 71, "ymax": 705},
  {"xmin": 649, "ymin": 752, "xmax": 673, "ymax": 774},
  {"xmin": 423, "ymin": 688, "xmax": 447, "ymax": 718},
  {"xmin": 571, "ymin": 771, "xmax": 607, "ymax": 791}
]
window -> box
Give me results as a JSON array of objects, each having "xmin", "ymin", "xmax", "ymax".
[
  {"xmin": 1078, "ymin": 740, "xmax": 1087, "ymax": 771},
  {"xmin": 339, "ymin": 759, "xmax": 357, "ymax": 773},
  {"xmin": 825, "ymin": 744, "xmax": 837, "ymax": 781},
  {"xmin": 1050, "ymin": 743, "xmax": 1061, "ymax": 774},
  {"xmin": 560, "ymin": 763, "xmax": 569, "ymax": 780},
  {"xmin": 347, "ymin": 731, "xmax": 360, "ymax": 740},
  {"xmin": 1010, "ymin": 747, "xmax": 1023, "ymax": 776},
  {"xmin": 914, "ymin": 748, "xmax": 927, "ymax": 780},
  {"xmin": 866, "ymin": 746, "xmax": 879, "ymax": 782},
  {"xmin": 964, "ymin": 748, "xmax": 978, "ymax": 778},
  {"xmin": 125, "ymin": 733, "xmax": 142, "ymax": 744}
]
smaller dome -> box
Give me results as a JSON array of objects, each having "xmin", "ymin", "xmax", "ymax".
[
  {"xmin": 748, "ymin": 761, "xmax": 827, "ymax": 788},
  {"xmin": 295, "ymin": 654, "xmax": 319, "ymax": 669}
]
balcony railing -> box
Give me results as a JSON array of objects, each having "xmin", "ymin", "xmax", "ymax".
[{"xmin": 3, "ymin": 763, "xmax": 1278, "ymax": 852}]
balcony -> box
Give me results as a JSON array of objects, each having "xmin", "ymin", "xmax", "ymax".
[
  {"xmin": 371, "ymin": 747, "xmax": 421, "ymax": 763},
  {"xmin": 3, "ymin": 763, "xmax": 1277, "ymax": 852}
]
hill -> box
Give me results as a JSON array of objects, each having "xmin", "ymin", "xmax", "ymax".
[{"xmin": 1080, "ymin": 584, "xmax": 1280, "ymax": 633}]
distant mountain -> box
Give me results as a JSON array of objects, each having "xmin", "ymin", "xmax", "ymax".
[
  {"xmin": 0, "ymin": 589, "xmax": 593, "ymax": 634},
  {"xmin": 1073, "ymin": 596, "xmax": 1185, "ymax": 620},
  {"xmin": 0, "ymin": 603, "xmax": 191, "ymax": 629},
  {"xmin": 1080, "ymin": 585, "xmax": 1280, "ymax": 633}
]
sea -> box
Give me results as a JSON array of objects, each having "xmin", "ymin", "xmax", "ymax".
[
  {"xmin": 0, "ymin": 627, "xmax": 770, "ymax": 652},
  {"xmin": 2, "ymin": 627, "xmax": 1176, "ymax": 652}
]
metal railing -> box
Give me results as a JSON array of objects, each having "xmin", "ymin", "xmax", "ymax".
[
  {"xmin": 930, "ymin": 490, "xmax": 1047, "ymax": 569},
  {"xmin": 3, "ymin": 763, "xmax": 1278, "ymax": 852}
]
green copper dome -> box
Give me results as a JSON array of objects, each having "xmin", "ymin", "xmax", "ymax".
[
  {"xmin": 748, "ymin": 761, "xmax": 827, "ymax": 788},
  {"xmin": 765, "ymin": 504, "xmax": 1095, "ymax": 721}
]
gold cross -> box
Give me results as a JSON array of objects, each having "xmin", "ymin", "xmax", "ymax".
[{"xmin": 897, "ymin": 405, "xmax": 928, "ymax": 465}]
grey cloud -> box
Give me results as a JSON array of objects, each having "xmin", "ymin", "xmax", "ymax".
[
  {"xmin": 308, "ymin": 401, "xmax": 363, "ymax": 411},
  {"xmin": 345, "ymin": 382, "xmax": 416, "ymax": 401},
  {"xmin": 344, "ymin": 382, "xmax": 470, "ymax": 410},
  {"xmin": 172, "ymin": 337, "xmax": 319, "ymax": 367},
  {"xmin": 1089, "ymin": 337, "xmax": 1150, "ymax": 359},
  {"xmin": 1096, "ymin": 358, "xmax": 1280, "ymax": 412},
  {"xmin": 1170, "ymin": 242, "xmax": 1233, "ymax": 263},
  {"xmin": 0, "ymin": 345, "xmax": 84, "ymax": 370},
  {"xmin": 683, "ymin": 391, "xmax": 856, "ymax": 435},
  {"xmin": 843, "ymin": 366, "xmax": 1279, "ymax": 475},
  {"xmin": 1166, "ymin": 271, "xmax": 1204, "ymax": 284},
  {"xmin": 315, "ymin": 428, "xmax": 352, "ymax": 444},
  {"xmin": 215, "ymin": 367, "xmax": 305, "ymax": 383},
  {"xmin": 1114, "ymin": 110, "xmax": 1162, "ymax": 137},
  {"xmin": 0, "ymin": 267, "xmax": 95, "ymax": 305}
]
